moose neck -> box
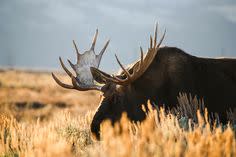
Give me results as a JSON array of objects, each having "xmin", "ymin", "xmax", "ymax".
[{"xmin": 121, "ymin": 85, "xmax": 150, "ymax": 121}]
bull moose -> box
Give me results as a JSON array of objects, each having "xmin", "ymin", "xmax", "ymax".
[{"xmin": 52, "ymin": 24, "xmax": 236, "ymax": 139}]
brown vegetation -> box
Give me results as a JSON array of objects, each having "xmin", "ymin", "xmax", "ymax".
[{"xmin": 0, "ymin": 69, "xmax": 100, "ymax": 121}]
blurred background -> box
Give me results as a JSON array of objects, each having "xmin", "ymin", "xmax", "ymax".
[{"xmin": 0, "ymin": 0, "xmax": 236, "ymax": 72}]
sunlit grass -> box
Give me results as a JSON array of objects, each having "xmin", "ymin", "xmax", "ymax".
[{"xmin": 0, "ymin": 107, "xmax": 235, "ymax": 157}]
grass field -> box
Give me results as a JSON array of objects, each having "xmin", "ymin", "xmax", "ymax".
[{"xmin": 0, "ymin": 69, "xmax": 235, "ymax": 157}]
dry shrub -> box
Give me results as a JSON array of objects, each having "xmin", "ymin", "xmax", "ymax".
[
  {"xmin": 97, "ymin": 105, "xmax": 235, "ymax": 157},
  {"xmin": 0, "ymin": 105, "xmax": 235, "ymax": 157},
  {"xmin": 0, "ymin": 114, "xmax": 72, "ymax": 157}
]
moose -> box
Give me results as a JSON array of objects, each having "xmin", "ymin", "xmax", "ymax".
[{"xmin": 52, "ymin": 24, "xmax": 236, "ymax": 139}]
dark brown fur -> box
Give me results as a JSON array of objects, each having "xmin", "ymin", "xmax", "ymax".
[{"xmin": 91, "ymin": 46, "xmax": 236, "ymax": 139}]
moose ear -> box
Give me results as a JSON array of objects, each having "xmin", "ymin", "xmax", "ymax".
[{"xmin": 90, "ymin": 67, "xmax": 111, "ymax": 84}]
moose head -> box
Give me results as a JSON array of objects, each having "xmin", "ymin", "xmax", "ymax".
[{"xmin": 52, "ymin": 24, "xmax": 165, "ymax": 139}]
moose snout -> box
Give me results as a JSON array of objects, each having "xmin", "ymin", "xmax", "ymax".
[{"xmin": 90, "ymin": 120, "xmax": 101, "ymax": 140}]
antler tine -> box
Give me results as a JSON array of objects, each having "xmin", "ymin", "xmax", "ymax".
[
  {"xmin": 154, "ymin": 23, "xmax": 158, "ymax": 47},
  {"xmin": 150, "ymin": 35, "xmax": 153, "ymax": 49},
  {"xmin": 96, "ymin": 39, "xmax": 110, "ymax": 66},
  {"xmin": 90, "ymin": 29, "xmax": 98, "ymax": 51},
  {"xmin": 73, "ymin": 40, "xmax": 80, "ymax": 63},
  {"xmin": 138, "ymin": 46, "xmax": 144, "ymax": 72},
  {"xmin": 90, "ymin": 67, "xmax": 123, "ymax": 84},
  {"xmin": 98, "ymin": 39, "xmax": 110, "ymax": 57},
  {"xmin": 115, "ymin": 54, "xmax": 132, "ymax": 80},
  {"xmin": 140, "ymin": 47, "xmax": 144, "ymax": 64},
  {"xmin": 52, "ymin": 73, "xmax": 74, "ymax": 89},
  {"xmin": 156, "ymin": 29, "xmax": 166, "ymax": 48},
  {"xmin": 67, "ymin": 59, "xmax": 76, "ymax": 72},
  {"xmin": 59, "ymin": 57, "xmax": 74, "ymax": 77}
]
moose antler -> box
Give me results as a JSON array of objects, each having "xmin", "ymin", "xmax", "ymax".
[
  {"xmin": 52, "ymin": 29, "xmax": 110, "ymax": 91},
  {"xmin": 91, "ymin": 23, "xmax": 165, "ymax": 86}
]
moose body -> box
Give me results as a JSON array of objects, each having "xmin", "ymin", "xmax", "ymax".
[
  {"xmin": 52, "ymin": 25, "xmax": 236, "ymax": 139},
  {"xmin": 135, "ymin": 46, "xmax": 236, "ymax": 113},
  {"xmin": 91, "ymin": 47, "xmax": 236, "ymax": 138}
]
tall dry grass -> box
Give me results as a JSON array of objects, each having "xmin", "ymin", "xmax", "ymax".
[
  {"xmin": 0, "ymin": 102, "xmax": 235, "ymax": 157},
  {"xmin": 0, "ymin": 70, "xmax": 100, "ymax": 122}
]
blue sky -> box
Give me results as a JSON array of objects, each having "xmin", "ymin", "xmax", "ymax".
[{"xmin": 0, "ymin": 0, "xmax": 236, "ymax": 72}]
